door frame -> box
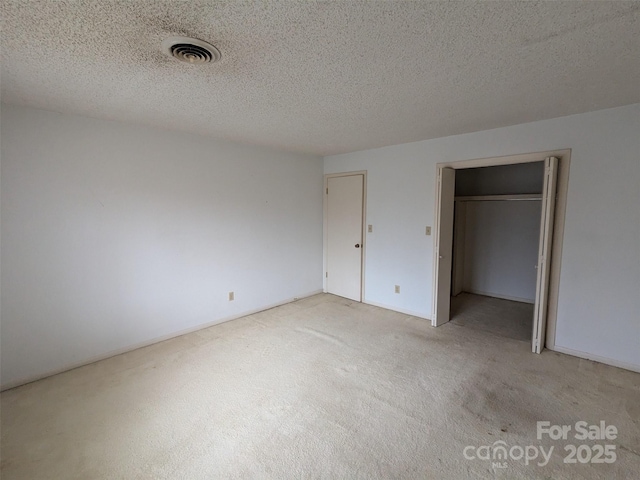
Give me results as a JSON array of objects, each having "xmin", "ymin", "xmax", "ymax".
[
  {"xmin": 431, "ymin": 149, "xmax": 571, "ymax": 351},
  {"xmin": 323, "ymin": 171, "xmax": 368, "ymax": 301}
]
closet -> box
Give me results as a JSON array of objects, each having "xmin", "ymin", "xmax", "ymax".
[{"xmin": 449, "ymin": 162, "xmax": 545, "ymax": 342}]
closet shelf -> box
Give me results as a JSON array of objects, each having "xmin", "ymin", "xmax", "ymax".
[{"xmin": 454, "ymin": 193, "xmax": 542, "ymax": 202}]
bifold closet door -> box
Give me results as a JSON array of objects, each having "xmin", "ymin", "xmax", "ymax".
[
  {"xmin": 532, "ymin": 156, "xmax": 558, "ymax": 353},
  {"xmin": 432, "ymin": 167, "xmax": 455, "ymax": 326}
]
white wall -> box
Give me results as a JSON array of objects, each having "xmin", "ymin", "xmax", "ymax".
[
  {"xmin": 1, "ymin": 104, "xmax": 324, "ymax": 388},
  {"xmin": 462, "ymin": 200, "xmax": 541, "ymax": 303},
  {"xmin": 325, "ymin": 103, "xmax": 640, "ymax": 369}
]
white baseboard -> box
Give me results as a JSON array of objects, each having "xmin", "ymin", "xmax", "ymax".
[
  {"xmin": 463, "ymin": 289, "xmax": 534, "ymax": 304},
  {"xmin": 549, "ymin": 345, "xmax": 640, "ymax": 374},
  {"xmin": 362, "ymin": 299, "xmax": 430, "ymax": 320},
  {"xmin": 0, "ymin": 289, "xmax": 324, "ymax": 392}
]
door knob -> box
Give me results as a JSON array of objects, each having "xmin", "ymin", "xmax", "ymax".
[{"xmin": 355, "ymin": 244, "xmax": 360, "ymax": 248}]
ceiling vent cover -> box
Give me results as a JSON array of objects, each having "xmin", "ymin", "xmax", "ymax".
[{"xmin": 162, "ymin": 36, "xmax": 221, "ymax": 64}]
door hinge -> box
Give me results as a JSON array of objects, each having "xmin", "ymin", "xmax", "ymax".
[
  {"xmin": 325, "ymin": 272, "xmax": 328, "ymax": 278},
  {"xmin": 326, "ymin": 187, "xmax": 328, "ymax": 194}
]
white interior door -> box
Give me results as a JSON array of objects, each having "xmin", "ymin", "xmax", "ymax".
[
  {"xmin": 432, "ymin": 167, "xmax": 456, "ymax": 326},
  {"xmin": 532, "ymin": 157, "xmax": 558, "ymax": 353},
  {"xmin": 326, "ymin": 175, "xmax": 364, "ymax": 301}
]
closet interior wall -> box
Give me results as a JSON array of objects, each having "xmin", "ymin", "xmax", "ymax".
[{"xmin": 452, "ymin": 162, "xmax": 545, "ymax": 304}]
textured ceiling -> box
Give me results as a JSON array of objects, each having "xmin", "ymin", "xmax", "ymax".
[{"xmin": 2, "ymin": 1, "xmax": 639, "ymax": 156}]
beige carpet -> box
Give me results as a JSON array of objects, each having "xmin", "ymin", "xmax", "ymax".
[
  {"xmin": 2, "ymin": 294, "xmax": 639, "ymax": 479},
  {"xmin": 450, "ymin": 293, "xmax": 534, "ymax": 342}
]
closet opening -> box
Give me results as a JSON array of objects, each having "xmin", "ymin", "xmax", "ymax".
[
  {"xmin": 450, "ymin": 162, "xmax": 544, "ymax": 344},
  {"xmin": 431, "ymin": 150, "xmax": 570, "ymax": 354}
]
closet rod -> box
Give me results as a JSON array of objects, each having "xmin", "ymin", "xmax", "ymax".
[{"xmin": 454, "ymin": 194, "xmax": 542, "ymax": 202}]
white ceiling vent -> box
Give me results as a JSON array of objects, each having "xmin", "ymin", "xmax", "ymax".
[{"xmin": 162, "ymin": 36, "xmax": 221, "ymax": 64}]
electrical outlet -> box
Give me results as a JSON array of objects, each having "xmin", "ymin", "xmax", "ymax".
[
  {"xmin": 228, "ymin": 291, "xmax": 234, "ymax": 301},
  {"xmin": 368, "ymin": 224, "xmax": 373, "ymax": 233},
  {"xmin": 395, "ymin": 285, "xmax": 400, "ymax": 294},
  {"xmin": 426, "ymin": 226, "xmax": 431, "ymax": 236}
]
